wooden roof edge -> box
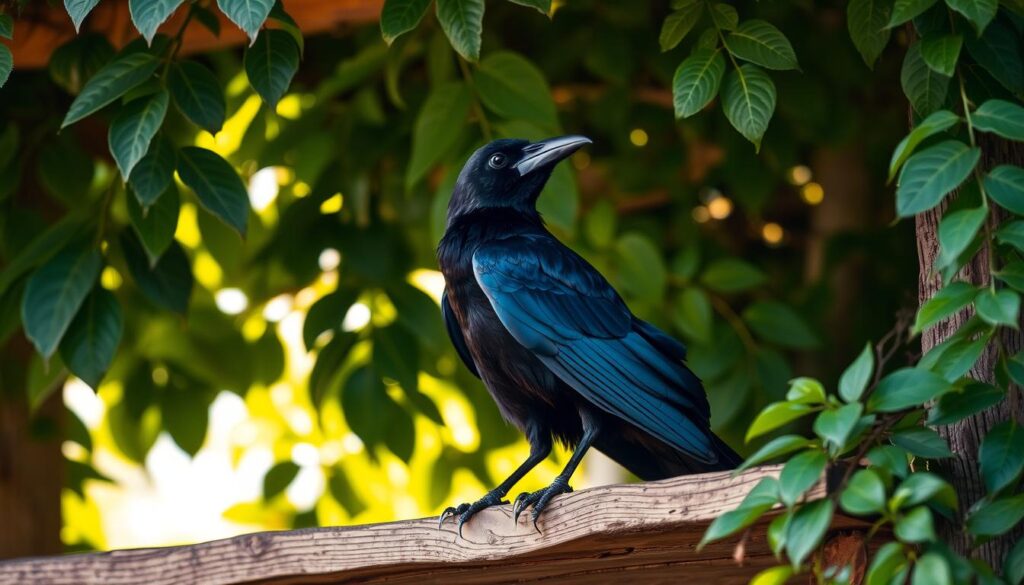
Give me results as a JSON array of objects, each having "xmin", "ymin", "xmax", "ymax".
[{"xmin": 0, "ymin": 465, "xmax": 873, "ymax": 585}]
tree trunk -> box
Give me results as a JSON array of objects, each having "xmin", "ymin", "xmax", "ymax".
[{"xmin": 916, "ymin": 135, "xmax": 1024, "ymax": 566}]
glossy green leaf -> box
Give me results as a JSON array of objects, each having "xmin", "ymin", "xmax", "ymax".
[
  {"xmin": 891, "ymin": 427, "xmax": 953, "ymax": 458},
  {"xmin": 785, "ymin": 499, "xmax": 833, "ymax": 567},
  {"xmin": 127, "ymin": 183, "xmax": 179, "ymax": 266},
  {"xmin": 65, "ymin": 0, "xmax": 101, "ymax": 32},
  {"xmin": 966, "ymin": 495, "xmax": 1024, "ymax": 536},
  {"xmin": 975, "ymin": 289, "xmax": 1020, "ymax": 327},
  {"xmin": 896, "ymin": 140, "xmax": 980, "ymax": 217},
  {"xmin": 736, "ymin": 435, "xmax": 811, "ymax": 472},
  {"xmin": 888, "ymin": 110, "xmax": 959, "ymax": 183},
  {"xmin": 169, "ymin": 61, "xmax": 226, "ymax": 134},
  {"xmin": 867, "ymin": 542, "xmax": 908, "ymax": 585},
  {"xmin": 721, "ymin": 64, "xmax": 776, "ymax": 151},
  {"xmin": 615, "ymin": 232, "xmax": 667, "ymax": 302},
  {"xmin": 21, "ymin": 246, "xmax": 102, "ymax": 359},
  {"xmin": 779, "ymin": 449, "xmax": 826, "ymax": 506},
  {"xmin": 912, "ymin": 552, "xmax": 952, "ymax": 585},
  {"xmin": 895, "ymin": 505, "xmax": 936, "ymax": 542},
  {"xmin": 892, "ymin": 472, "xmax": 957, "ymax": 509},
  {"xmin": 900, "ymin": 42, "xmax": 951, "ymax": 116},
  {"xmin": 108, "ymin": 89, "xmax": 169, "ymax": 180},
  {"xmin": 129, "ymin": 0, "xmax": 184, "ymax": 44},
  {"xmin": 380, "ymin": 0, "xmax": 431, "ymax": 44},
  {"xmin": 814, "ymin": 403, "xmax": 863, "ymax": 449},
  {"xmin": 407, "ymin": 82, "xmax": 472, "ymax": 186},
  {"xmin": 673, "ymin": 287, "xmax": 712, "ymax": 344},
  {"xmin": 946, "ymin": 0, "xmax": 997, "ymax": 34},
  {"xmin": 709, "ymin": 3, "xmax": 737, "ymax": 30},
  {"xmin": 868, "ymin": 367, "xmax": 951, "ymax": 412},
  {"xmin": 245, "ymin": 29, "xmax": 299, "ymax": 109},
  {"xmin": 888, "ymin": 0, "xmax": 938, "ymax": 26},
  {"xmin": 1006, "ymin": 537, "xmax": 1024, "ymax": 585},
  {"xmin": 928, "ymin": 383, "xmax": 1004, "ymax": 426},
  {"xmin": 786, "ymin": 378, "xmax": 826, "ymax": 404},
  {"xmin": 121, "ymin": 233, "xmax": 193, "ymax": 314},
  {"xmin": 436, "ymin": 0, "xmax": 484, "ymax": 61},
  {"xmin": 129, "ymin": 134, "xmax": 177, "ymax": 209},
  {"xmin": 743, "ymin": 301, "xmax": 819, "ymax": 349},
  {"xmin": 177, "ymin": 146, "xmax": 249, "ymax": 237},
  {"xmin": 58, "ymin": 288, "xmax": 122, "ymax": 390},
  {"xmin": 847, "ymin": 0, "xmax": 892, "ymax": 69},
  {"xmin": 914, "ymin": 281, "xmax": 977, "ymax": 332},
  {"xmin": 997, "ymin": 221, "xmax": 1024, "ymax": 253},
  {"xmin": 0, "ymin": 13, "xmax": 13, "ymax": 40},
  {"xmin": 749, "ymin": 566, "xmax": 793, "ymax": 585},
  {"xmin": 672, "ymin": 48, "xmax": 726, "ymax": 119},
  {"xmin": 217, "ymin": 0, "xmax": 274, "ymax": 42},
  {"xmin": 979, "ymin": 421, "xmax": 1024, "ymax": 493},
  {"xmin": 698, "ymin": 481, "xmax": 776, "ymax": 548},
  {"xmin": 62, "ymin": 51, "xmax": 161, "ymax": 128},
  {"xmin": 920, "ymin": 34, "xmax": 962, "ymax": 77},
  {"xmin": 985, "ymin": 165, "xmax": 1024, "ymax": 215},
  {"xmin": 841, "ymin": 469, "xmax": 886, "ymax": 515},
  {"xmin": 476, "ymin": 51, "xmax": 558, "ymax": 131},
  {"xmin": 701, "ymin": 258, "xmax": 766, "ymax": 292},
  {"xmin": 263, "ymin": 461, "xmax": 300, "ymax": 500},
  {"xmin": 973, "ymin": 99, "xmax": 1024, "ymax": 141},
  {"xmin": 161, "ymin": 387, "xmax": 209, "ymax": 456},
  {"xmin": 727, "ymin": 20, "xmax": 799, "ymax": 71},
  {"xmin": 839, "ymin": 342, "xmax": 874, "ymax": 402},
  {"xmin": 936, "ymin": 206, "xmax": 987, "ymax": 268},
  {"xmin": 659, "ymin": 2, "xmax": 703, "ymax": 52},
  {"xmin": 746, "ymin": 402, "xmax": 815, "ymax": 442}
]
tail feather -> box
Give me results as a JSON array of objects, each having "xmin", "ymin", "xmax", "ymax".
[{"xmin": 595, "ymin": 425, "xmax": 742, "ymax": 481}]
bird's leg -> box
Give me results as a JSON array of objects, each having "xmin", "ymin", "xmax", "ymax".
[
  {"xmin": 439, "ymin": 428, "xmax": 551, "ymax": 535},
  {"xmin": 513, "ymin": 410, "xmax": 601, "ymax": 531}
]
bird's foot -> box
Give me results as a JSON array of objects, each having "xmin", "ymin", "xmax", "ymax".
[
  {"xmin": 438, "ymin": 491, "xmax": 508, "ymax": 537},
  {"xmin": 512, "ymin": 477, "xmax": 573, "ymax": 532}
]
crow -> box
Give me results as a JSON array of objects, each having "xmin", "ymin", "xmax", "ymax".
[{"xmin": 436, "ymin": 135, "xmax": 741, "ymax": 534}]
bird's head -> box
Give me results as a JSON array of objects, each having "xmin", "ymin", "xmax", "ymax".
[{"xmin": 447, "ymin": 135, "xmax": 592, "ymax": 224}]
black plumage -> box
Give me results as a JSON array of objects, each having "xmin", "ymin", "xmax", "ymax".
[{"xmin": 437, "ymin": 136, "xmax": 740, "ymax": 533}]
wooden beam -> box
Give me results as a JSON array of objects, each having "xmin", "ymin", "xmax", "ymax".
[
  {"xmin": 9, "ymin": 0, "xmax": 383, "ymax": 70},
  {"xmin": 0, "ymin": 466, "xmax": 872, "ymax": 584}
]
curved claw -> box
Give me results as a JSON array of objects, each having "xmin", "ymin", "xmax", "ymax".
[
  {"xmin": 438, "ymin": 506, "xmax": 458, "ymax": 529},
  {"xmin": 512, "ymin": 492, "xmax": 530, "ymax": 524}
]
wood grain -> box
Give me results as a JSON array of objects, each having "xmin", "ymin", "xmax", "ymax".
[{"xmin": 0, "ymin": 466, "xmax": 868, "ymax": 585}]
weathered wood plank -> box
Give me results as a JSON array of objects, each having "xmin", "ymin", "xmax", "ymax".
[{"xmin": 0, "ymin": 465, "xmax": 861, "ymax": 585}]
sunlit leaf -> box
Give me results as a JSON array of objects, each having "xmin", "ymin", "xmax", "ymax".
[
  {"xmin": 476, "ymin": 51, "xmax": 558, "ymax": 131},
  {"xmin": 129, "ymin": 134, "xmax": 177, "ymax": 209},
  {"xmin": 867, "ymin": 542, "xmax": 907, "ymax": 585},
  {"xmin": 128, "ymin": 183, "xmax": 179, "ymax": 266},
  {"xmin": 888, "ymin": 110, "xmax": 959, "ymax": 183},
  {"xmin": 736, "ymin": 435, "xmax": 811, "ymax": 471},
  {"xmin": 814, "ymin": 403, "xmax": 862, "ymax": 450},
  {"xmin": 936, "ymin": 206, "xmax": 987, "ymax": 269},
  {"xmin": 659, "ymin": 2, "xmax": 703, "ymax": 52},
  {"xmin": 746, "ymin": 402, "xmax": 815, "ymax": 442},
  {"xmin": 778, "ymin": 449, "xmax": 826, "ymax": 506},
  {"xmin": 892, "ymin": 472, "xmax": 957, "ymax": 509},
  {"xmin": 785, "ymin": 499, "xmax": 833, "ymax": 567},
  {"xmin": 121, "ymin": 233, "xmax": 193, "ymax": 314},
  {"xmin": 407, "ymin": 82, "xmax": 472, "ymax": 187},
  {"xmin": 839, "ymin": 342, "xmax": 874, "ymax": 402},
  {"xmin": 840, "ymin": 469, "xmax": 886, "ymax": 515},
  {"xmin": 65, "ymin": 0, "xmax": 101, "ymax": 32}
]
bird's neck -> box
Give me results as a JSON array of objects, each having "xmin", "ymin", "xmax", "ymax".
[{"xmin": 437, "ymin": 208, "xmax": 545, "ymax": 277}]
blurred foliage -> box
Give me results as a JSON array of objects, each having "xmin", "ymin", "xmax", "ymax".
[{"xmin": 0, "ymin": 0, "xmax": 926, "ymax": 556}]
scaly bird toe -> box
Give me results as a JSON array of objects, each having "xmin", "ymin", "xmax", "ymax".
[{"xmin": 439, "ymin": 491, "xmax": 508, "ymax": 536}]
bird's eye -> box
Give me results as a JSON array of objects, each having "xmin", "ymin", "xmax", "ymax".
[{"xmin": 488, "ymin": 153, "xmax": 508, "ymax": 169}]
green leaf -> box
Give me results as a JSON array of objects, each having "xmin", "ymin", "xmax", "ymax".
[
  {"xmin": 0, "ymin": 45, "xmax": 10, "ymax": 89},
  {"xmin": 945, "ymin": 0, "xmax": 997, "ymax": 34},
  {"xmin": 121, "ymin": 233, "xmax": 193, "ymax": 314},
  {"xmin": 743, "ymin": 301, "xmax": 819, "ymax": 349},
  {"xmin": 507, "ymin": 0, "xmax": 550, "ymax": 14},
  {"xmin": 65, "ymin": 0, "xmax": 101, "ymax": 32},
  {"xmin": 407, "ymin": 82, "xmax": 472, "ymax": 186},
  {"xmin": 746, "ymin": 401, "xmax": 815, "ymax": 442},
  {"xmin": 928, "ymin": 383, "xmax": 1004, "ymax": 426},
  {"xmin": 727, "ymin": 20, "xmax": 799, "ymax": 71},
  {"xmin": 912, "ymin": 552, "xmax": 952, "ymax": 585},
  {"xmin": 985, "ymin": 165, "xmax": 1024, "ymax": 215},
  {"xmin": 389, "ymin": 283, "xmax": 445, "ymax": 347},
  {"xmin": 129, "ymin": 134, "xmax": 177, "ymax": 209},
  {"xmin": 919, "ymin": 34, "xmax": 962, "ymax": 77},
  {"xmin": 869, "ymin": 367, "xmax": 952, "ymax": 412},
  {"xmin": 584, "ymin": 200, "xmax": 616, "ymax": 249},
  {"xmin": 373, "ymin": 323, "xmax": 419, "ymax": 393},
  {"xmin": 303, "ymin": 290, "xmax": 357, "ymax": 350},
  {"xmin": 0, "ymin": 13, "xmax": 13, "ymax": 40},
  {"xmin": 779, "ymin": 449, "xmax": 826, "ymax": 507},
  {"xmin": 62, "ymin": 51, "xmax": 161, "ymax": 128},
  {"xmin": 659, "ymin": 3, "xmax": 703, "ymax": 52},
  {"xmin": 615, "ymin": 232, "xmax": 667, "ymax": 302},
  {"xmin": 129, "ymin": 0, "xmax": 184, "ymax": 44},
  {"xmin": 839, "ymin": 343, "xmax": 875, "ymax": 402},
  {"xmin": 936, "ymin": 206, "xmax": 987, "ymax": 268},
  {"xmin": 786, "ymin": 499, "xmax": 833, "ymax": 567},
  {"xmin": 847, "ymin": 0, "xmax": 892, "ymax": 69},
  {"xmin": 867, "ymin": 542, "xmax": 908, "ymax": 585},
  {"xmin": 21, "ymin": 245, "xmax": 102, "ymax": 359},
  {"xmin": 973, "ymin": 99, "xmax": 1024, "ymax": 141},
  {"xmin": 891, "ymin": 472, "xmax": 956, "ymax": 511},
  {"xmin": 128, "ymin": 183, "xmax": 179, "ymax": 266},
  {"xmin": 997, "ymin": 221, "xmax": 1024, "ymax": 253},
  {"xmin": 975, "ymin": 289, "xmax": 1020, "ymax": 327},
  {"xmin": 436, "ymin": 0, "xmax": 484, "ymax": 61},
  {"xmin": 966, "ymin": 495, "xmax": 1024, "ymax": 536},
  {"xmin": 475, "ymin": 51, "xmax": 558, "ymax": 131},
  {"xmin": 814, "ymin": 403, "xmax": 863, "ymax": 450},
  {"xmin": 888, "ymin": 110, "xmax": 959, "ymax": 183},
  {"xmin": 169, "ymin": 61, "xmax": 226, "ymax": 134},
  {"xmin": 58, "ymin": 288, "xmax": 122, "ymax": 390},
  {"xmin": 177, "ymin": 146, "xmax": 249, "ymax": 237},
  {"xmin": 900, "ymin": 42, "xmax": 951, "ymax": 116},
  {"xmin": 161, "ymin": 387, "xmax": 209, "ymax": 456},
  {"xmin": 841, "ymin": 469, "xmax": 886, "ymax": 515},
  {"xmin": 964, "ymin": 18, "xmax": 1024, "ymax": 95},
  {"xmin": 896, "ymin": 140, "xmax": 980, "ymax": 217},
  {"xmin": 309, "ymin": 332, "xmax": 358, "ymax": 408},
  {"xmin": 380, "ymin": 0, "xmax": 431, "ymax": 44},
  {"xmin": 1006, "ymin": 537, "xmax": 1024, "ymax": 585},
  {"xmin": 891, "ymin": 427, "xmax": 953, "ymax": 458},
  {"xmin": 736, "ymin": 435, "xmax": 812, "ymax": 472},
  {"xmin": 749, "ymin": 566, "xmax": 793, "ymax": 585},
  {"xmin": 786, "ymin": 378, "xmax": 826, "ymax": 404},
  {"xmin": 914, "ymin": 281, "xmax": 977, "ymax": 332},
  {"xmin": 721, "ymin": 64, "xmax": 777, "ymax": 151},
  {"xmin": 263, "ymin": 461, "xmax": 300, "ymax": 500},
  {"xmin": 701, "ymin": 258, "xmax": 766, "ymax": 292},
  {"xmin": 328, "ymin": 470, "xmax": 367, "ymax": 516},
  {"xmin": 244, "ymin": 29, "xmax": 299, "ymax": 109},
  {"xmin": 217, "ymin": 0, "xmax": 274, "ymax": 42},
  {"xmin": 979, "ymin": 421, "xmax": 1024, "ymax": 493},
  {"xmin": 709, "ymin": 3, "xmax": 738, "ymax": 30},
  {"xmin": 673, "ymin": 287, "xmax": 712, "ymax": 344},
  {"xmin": 888, "ymin": 0, "xmax": 939, "ymax": 26},
  {"xmin": 996, "ymin": 258, "xmax": 1024, "ymax": 288},
  {"xmin": 699, "ymin": 484, "xmax": 775, "ymax": 549},
  {"xmin": 895, "ymin": 505, "xmax": 936, "ymax": 542},
  {"xmin": 672, "ymin": 49, "xmax": 727, "ymax": 119},
  {"xmin": 108, "ymin": 89, "xmax": 169, "ymax": 180}
]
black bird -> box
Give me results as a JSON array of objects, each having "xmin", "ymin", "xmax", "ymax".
[{"xmin": 436, "ymin": 136, "xmax": 741, "ymax": 533}]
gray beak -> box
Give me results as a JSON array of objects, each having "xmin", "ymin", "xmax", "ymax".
[{"xmin": 514, "ymin": 135, "xmax": 592, "ymax": 176}]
